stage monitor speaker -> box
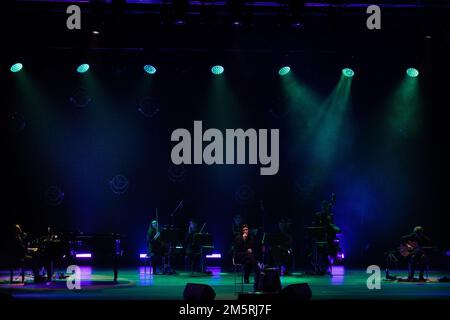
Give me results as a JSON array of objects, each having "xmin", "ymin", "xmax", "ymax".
[
  {"xmin": 255, "ymin": 268, "xmax": 282, "ymax": 293},
  {"xmin": 280, "ymin": 283, "xmax": 312, "ymax": 300},
  {"xmin": 183, "ymin": 283, "xmax": 216, "ymax": 301}
]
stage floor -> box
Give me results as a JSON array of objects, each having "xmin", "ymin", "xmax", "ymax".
[{"xmin": 1, "ymin": 266, "xmax": 450, "ymax": 300}]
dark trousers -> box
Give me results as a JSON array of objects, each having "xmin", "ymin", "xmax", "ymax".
[
  {"xmin": 235, "ymin": 252, "xmax": 261, "ymax": 282},
  {"xmin": 408, "ymin": 253, "xmax": 427, "ymax": 279},
  {"xmin": 185, "ymin": 252, "xmax": 201, "ymax": 272},
  {"xmin": 150, "ymin": 254, "xmax": 162, "ymax": 273}
]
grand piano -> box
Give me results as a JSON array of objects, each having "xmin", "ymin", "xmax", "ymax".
[{"xmin": 27, "ymin": 232, "xmax": 124, "ymax": 282}]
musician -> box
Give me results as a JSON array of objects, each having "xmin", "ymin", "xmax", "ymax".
[
  {"xmin": 401, "ymin": 226, "xmax": 432, "ymax": 281},
  {"xmin": 310, "ymin": 194, "xmax": 341, "ymax": 274},
  {"xmin": 146, "ymin": 220, "xmax": 163, "ymax": 274},
  {"xmin": 233, "ymin": 224, "xmax": 261, "ymax": 287},
  {"xmin": 10, "ymin": 224, "xmax": 27, "ymax": 260},
  {"xmin": 9, "ymin": 224, "xmax": 47, "ymax": 283}
]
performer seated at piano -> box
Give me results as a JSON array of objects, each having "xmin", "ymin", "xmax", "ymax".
[
  {"xmin": 233, "ymin": 224, "xmax": 261, "ymax": 287},
  {"xmin": 184, "ymin": 218, "xmax": 201, "ymax": 272},
  {"xmin": 146, "ymin": 220, "xmax": 164, "ymax": 274},
  {"xmin": 401, "ymin": 226, "xmax": 432, "ymax": 281},
  {"xmin": 10, "ymin": 224, "xmax": 49, "ymax": 283}
]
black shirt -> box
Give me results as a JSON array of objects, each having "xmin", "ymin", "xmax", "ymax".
[
  {"xmin": 401, "ymin": 232, "xmax": 432, "ymax": 247},
  {"xmin": 233, "ymin": 233, "xmax": 255, "ymax": 254}
]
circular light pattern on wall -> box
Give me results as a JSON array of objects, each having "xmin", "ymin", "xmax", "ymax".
[
  {"xmin": 235, "ymin": 185, "xmax": 255, "ymax": 204},
  {"xmin": 168, "ymin": 165, "xmax": 187, "ymax": 183},
  {"xmin": 69, "ymin": 87, "xmax": 92, "ymax": 108},
  {"xmin": 268, "ymin": 98, "xmax": 290, "ymax": 119},
  {"xmin": 109, "ymin": 174, "xmax": 129, "ymax": 194},
  {"xmin": 137, "ymin": 97, "xmax": 160, "ymax": 118},
  {"xmin": 45, "ymin": 186, "xmax": 65, "ymax": 206},
  {"xmin": 9, "ymin": 112, "xmax": 26, "ymax": 133}
]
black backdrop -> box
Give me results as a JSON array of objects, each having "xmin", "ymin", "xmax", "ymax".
[{"xmin": 1, "ymin": 3, "xmax": 450, "ymax": 268}]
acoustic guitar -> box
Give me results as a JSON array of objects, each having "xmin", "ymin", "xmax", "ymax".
[
  {"xmin": 399, "ymin": 240, "xmax": 419, "ymax": 257},
  {"xmin": 399, "ymin": 240, "xmax": 434, "ymax": 257}
]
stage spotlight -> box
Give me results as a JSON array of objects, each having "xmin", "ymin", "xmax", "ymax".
[
  {"xmin": 342, "ymin": 68, "xmax": 355, "ymax": 78},
  {"xmin": 278, "ymin": 66, "xmax": 291, "ymax": 76},
  {"xmin": 10, "ymin": 63, "xmax": 23, "ymax": 73},
  {"xmin": 289, "ymin": 0, "xmax": 306, "ymax": 28},
  {"xmin": 229, "ymin": 0, "xmax": 245, "ymax": 26},
  {"xmin": 144, "ymin": 65, "xmax": 157, "ymax": 74},
  {"xmin": 211, "ymin": 65, "xmax": 224, "ymax": 75},
  {"xmin": 89, "ymin": 0, "xmax": 106, "ymax": 34},
  {"xmin": 406, "ymin": 68, "xmax": 419, "ymax": 78},
  {"xmin": 173, "ymin": 0, "xmax": 188, "ymax": 26},
  {"xmin": 77, "ymin": 64, "xmax": 90, "ymax": 73}
]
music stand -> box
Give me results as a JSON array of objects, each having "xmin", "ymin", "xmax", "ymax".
[
  {"xmin": 193, "ymin": 233, "xmax": 214, "ymax": 273},
  {"xmin": 306, "ymin": 227, "xmax": 330, "ymax": 275},
  {"xmin": 264, "ymin": 233, "xmax": 292, "ymax": 271},
  {"xmin": 306, "ymin": 226, "xmax": 327, "ymax": 241},
  {"xmin": 160, "ymin": 227, "xmax": 182, "ymax": 274}
]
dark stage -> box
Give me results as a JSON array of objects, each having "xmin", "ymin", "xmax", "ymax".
[
  {"xmin": 2, "ymin": 267, "xmax": 450, "ymax": 300},
  {"xmin": 1, "ymin": 1, "xmax": 450, "ymax": 315}
]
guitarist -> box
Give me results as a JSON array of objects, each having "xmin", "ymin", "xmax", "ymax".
[{"xmin": 401, "ymin": 226, "xmax": 432, "ymax": 281}]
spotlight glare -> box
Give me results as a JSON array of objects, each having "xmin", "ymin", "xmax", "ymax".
[
  {"xmin": 406, "ymin": 68, "xmax": 419, "ymax": 78},
  {"xmin": 10, "ymin": 63, "xmax": 23, "ymax": 73},
  {"xmin": 211, "ymin": 65, "xmax": 224, "ymax": 75},
  {"xmin": 175, "ymin": 19, "xmax": 186, "ymax": 26},
  {"xmin": 278, "ymin": 66, "xmax": 291, "ymax": 76},
  {"xmin": 342, "ymin": 68, "xmax": 355, "ymax": 78},
  {"xmin": 232, "ymin": 20, "xmax": 242, "ymax": 27},
  {"xmin": 77, "ymin": 64, "xmax": 90, "ymax": 73},
  {"xmin": 144, "ymin": 65, "xmax": 157, "ymax": 75},
  {"xmin": 291, "ymin": 21, "xmax": 304, "ymax": 29}
]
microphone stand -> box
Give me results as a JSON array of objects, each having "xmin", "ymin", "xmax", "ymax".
[
  {"xmin": 170, "ymin": 200, "xmax": 183, "ymax": 228},
  {"xmin": 164, "ymin": 200, "xmax": 183, "ymax": 275}
]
